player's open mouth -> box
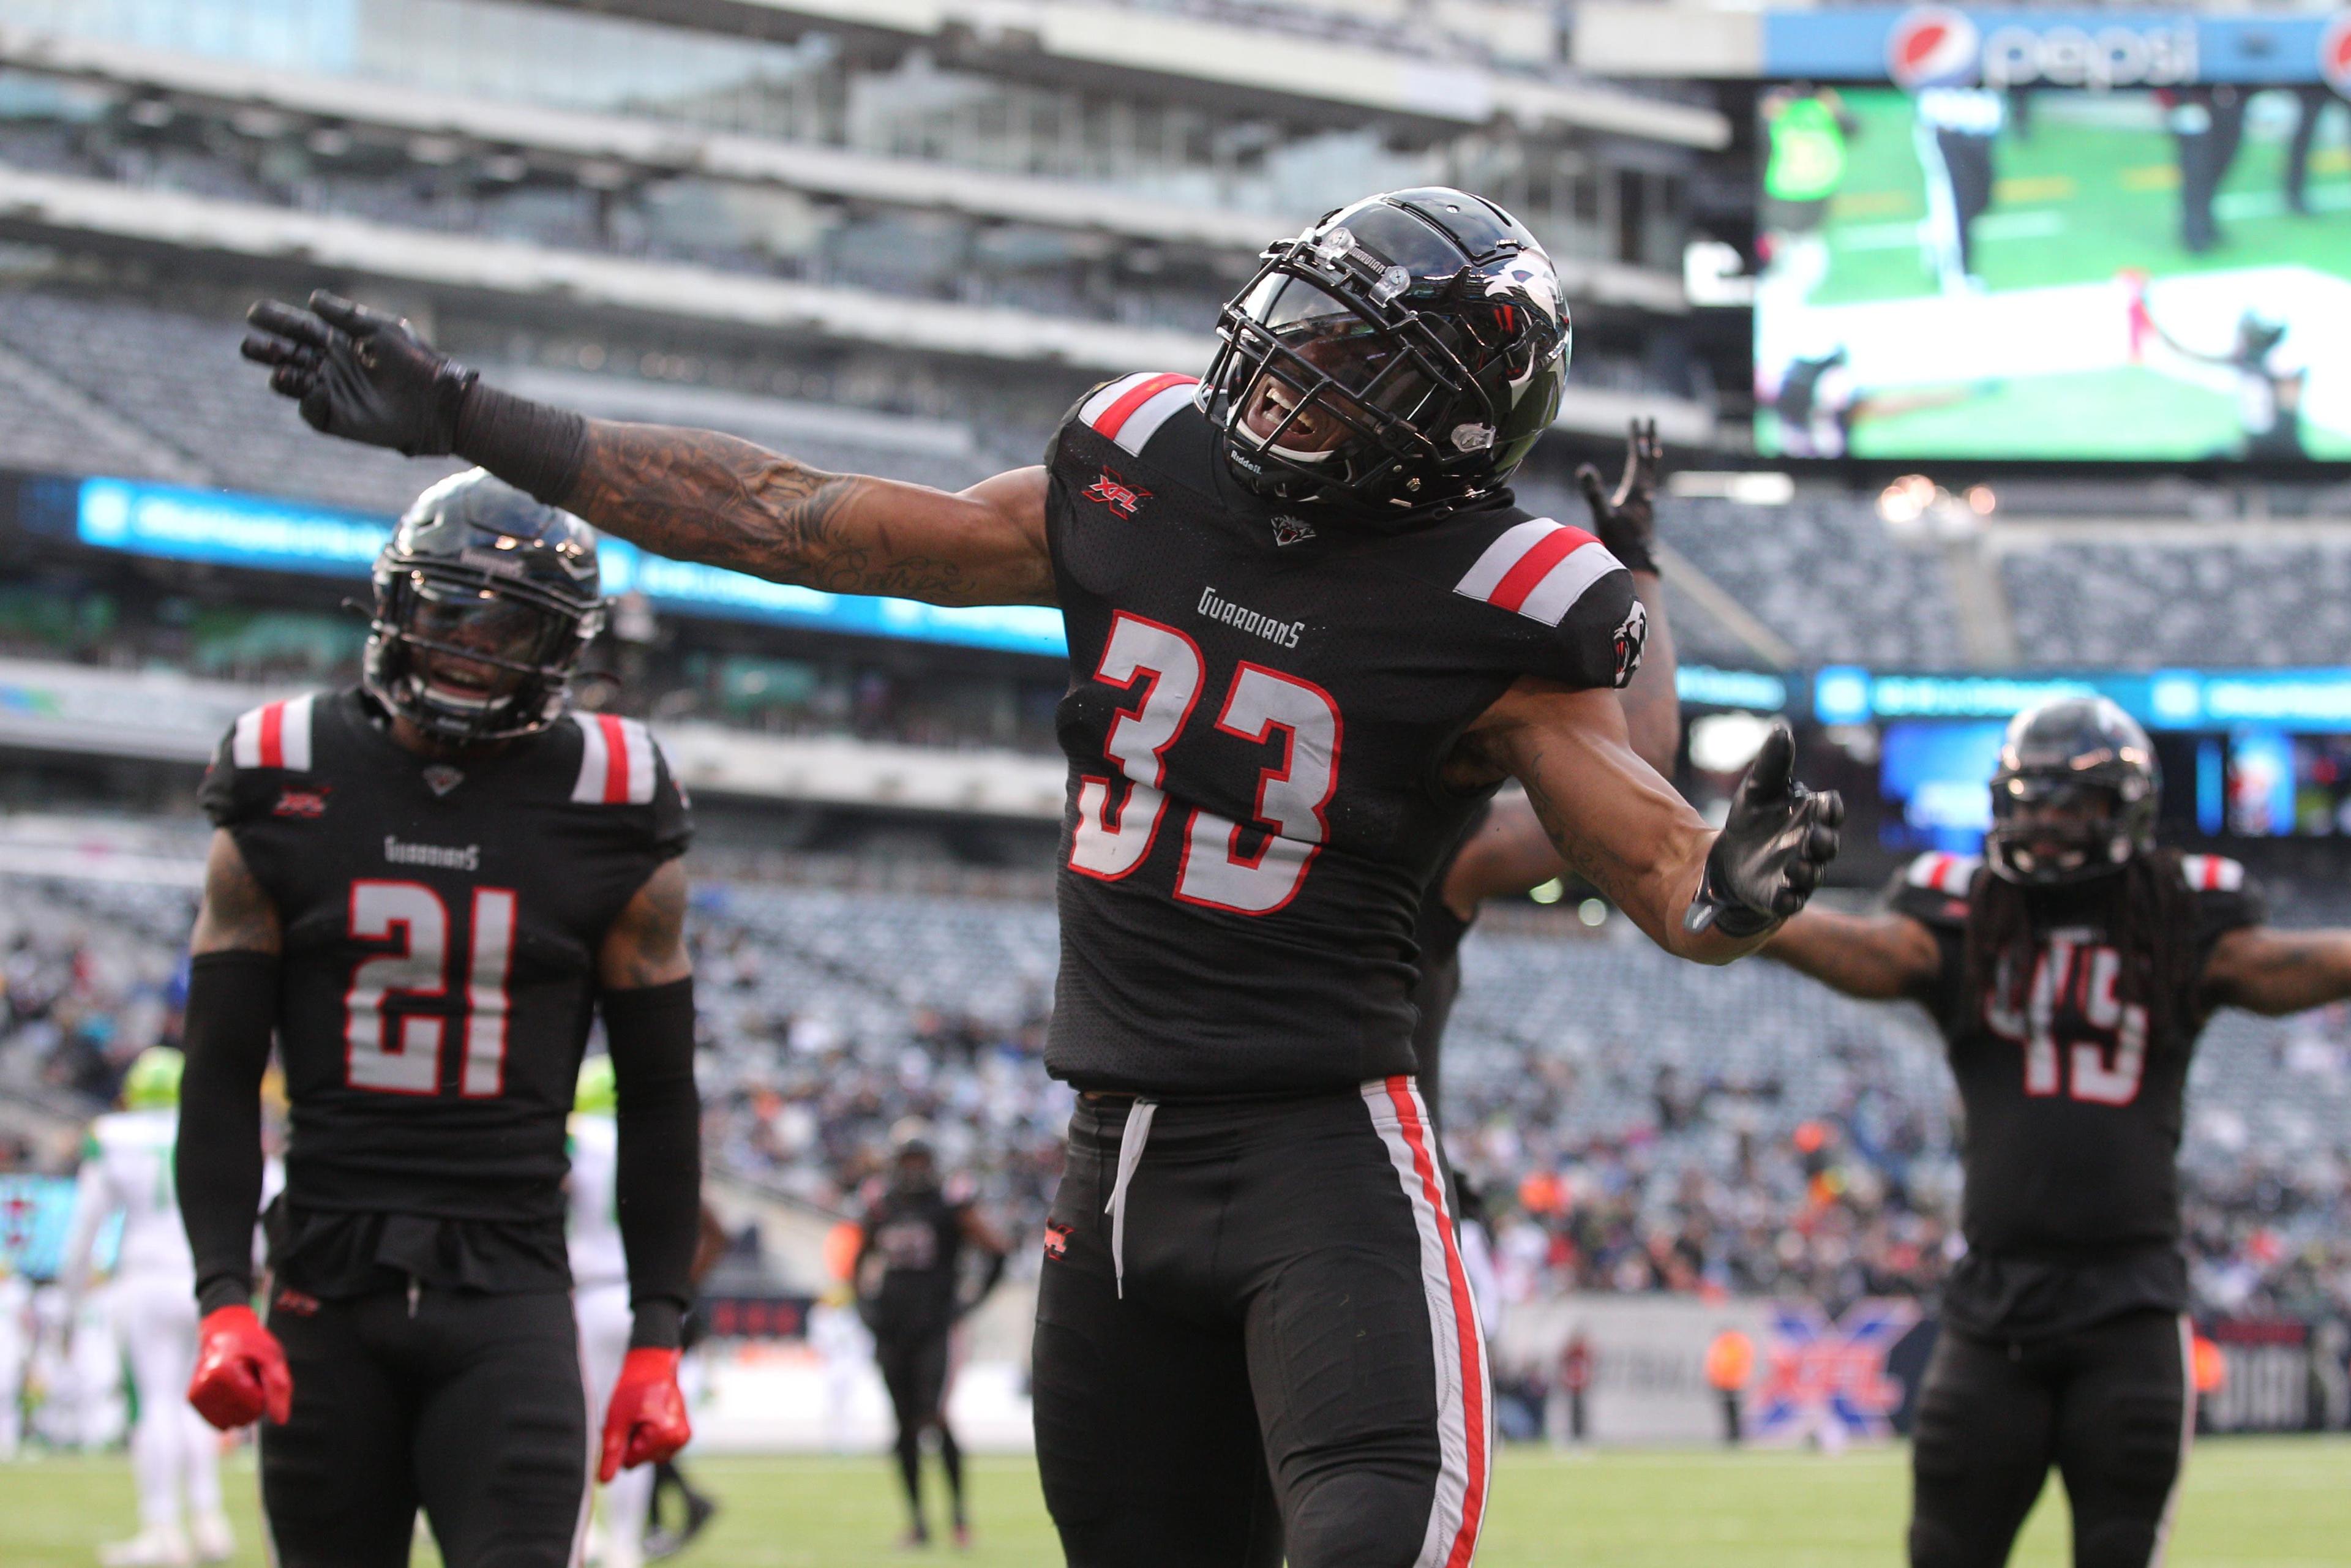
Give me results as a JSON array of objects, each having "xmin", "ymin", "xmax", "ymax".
[{"xmin": 1242, "ymin": 378, "xmax": 1342, "ymax": 460}]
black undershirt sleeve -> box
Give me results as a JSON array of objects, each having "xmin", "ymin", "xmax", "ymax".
[
  {"xmin": 602, "ymin": 977, "xmax": 702, "ymax": 1350},
  {"xmin": 176, "ymin": 951, "xmax": 281, "ymax": 1316}
]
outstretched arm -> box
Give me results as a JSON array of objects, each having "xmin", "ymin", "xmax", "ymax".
[
  {"xmin": 1762, "ymin": 908, "xmax": 1944, "ymax": 1000},
  {"xmin": 2202, "ymin": 926, "xmax": 2351, "ymax": 1016},
  {"xmin": 1450, "ymin": 689, "xmax": 1839, "ymax": 964},
  {"xmin": 242, "ymin": 293, "xmax": 1054, "ymax": 606},
  {"xmin": 1576, "ymin": 418, "xmax": 1679, "ymax": 777}
]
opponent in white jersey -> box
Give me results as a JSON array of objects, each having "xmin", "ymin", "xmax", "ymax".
[
  {"xmin": 571, "ymin": 1056, "xmax": 654, "ymax": 1568},
  {"xmin": 58, "ymin": 1049, "xmax": 234, "ymax": 1567}
]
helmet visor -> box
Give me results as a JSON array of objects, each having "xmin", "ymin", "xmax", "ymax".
[
  {"xmin": 1232, "ymin": 276, "xmax": 1434, "ymax": 459},
  {"xmin": 401, "ymin": 579, "xmax": 570, "ymax": 715}
]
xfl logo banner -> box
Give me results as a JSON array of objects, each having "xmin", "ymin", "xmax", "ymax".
[{"xmin": 1751, "ymin": 1299, "xmax": 1922, "ymax": 1446}]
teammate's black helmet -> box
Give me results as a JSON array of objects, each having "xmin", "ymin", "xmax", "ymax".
[
  {"xmin": 1202, "ymin": 187, "xmax": 1570, "ymax": 520},
  {"xmin": 1984, "ymin": 697, "xmax": 2159, "ymax": 885},
  {"xmin": 364, "ymin": 469, "xmax": 604, "ymax": 744}
]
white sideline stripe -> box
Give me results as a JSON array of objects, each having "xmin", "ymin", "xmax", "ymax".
[
  {"xmin": 1454, "ymin": 518, "xmax": 1562, "ymax": 602},
  {"xmin": 2147, "ymin": 1314, "xmax": 2197, "ymax": 1568},
  {"xmin": 1108, "ymin": 383, "xmax": 1196, "ymax": 456},
  {"xmin": 1077, "ymin": 372, "xmax": 1161, "ymax": 429},
  {"xmin": 1515, "ymin": 539, "xmax": 1621, "ymax": 628},
  {"xmin": 1360, "ymin": 1078, "xmax": 1483, "ymax": 1568}
]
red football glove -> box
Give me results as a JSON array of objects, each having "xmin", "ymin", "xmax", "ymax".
[
  {"xmin": 187, "ymin": 1305, "xmax": 293, "ymax": 1430},
  {"xmin": 599, "ymin": 1347, "xmax": 691, "ymax": 1483}
]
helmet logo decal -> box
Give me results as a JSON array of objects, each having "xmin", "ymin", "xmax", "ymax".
[{"xmin": 1484, "ymin": 258, "xmax": 1561, "ymax": 328}]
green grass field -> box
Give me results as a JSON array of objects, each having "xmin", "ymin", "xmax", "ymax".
[
  {"xmin": 4, "ymin": 1439, "xmax": 2347, "ymax": 1566},
  {"xmin": 1815, "ymin": 91, "xmax": 2351, "ymax": 304}
]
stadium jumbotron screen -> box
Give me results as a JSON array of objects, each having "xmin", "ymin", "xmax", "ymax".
[{"xmin": 1754, "ymin": 84, "xmax": 2351, "ymax": 462}]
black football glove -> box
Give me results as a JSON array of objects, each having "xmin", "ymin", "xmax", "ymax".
[
  {"xmin": 1684, "ymin": 722, "xmax": 1843, "ymax": 939},
  {"xmin": 240, "ymin": 291, "xmax": 476, "ymax": 457},
  {"xmin": 1575, "ymin": 417, "xmax": 1663, "ymax": 575}
]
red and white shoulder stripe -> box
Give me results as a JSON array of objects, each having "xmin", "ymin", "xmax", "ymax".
[
  {"xmin": 1905, "ymin": 852, "xmax": 1980, "ymax": 893},
  {"xmin": 2180, "ymin": 853, "xmax": 2245, "ymax": 893},
  {"xmin": 570, "ymin": 713, "xmax": 661, "ymax": 806},
  {"xmin": 228, "ymin": 695, "xmax": 316, "ymax": 771},
  {"xmin": 1453, "ymin": 519, "xmax": 1623, "ymax": 628},
  {"xmin": 1078, "ymin": 372, "xmax": 1199, "ymax": 457}
]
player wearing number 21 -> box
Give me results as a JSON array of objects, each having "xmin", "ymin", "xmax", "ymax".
[
  {"xmin": 239, "ymin": 186, "xmax": 1842, "ymax": 1567},
  {"xmin": 1763, "ymin": 696, "xmax": 2351, "ymax": 1568},
  {"xmin": 173, "ymin": 472, "xmax": 702, "ymax": 1568}
]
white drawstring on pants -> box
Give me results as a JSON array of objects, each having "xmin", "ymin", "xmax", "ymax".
[{"xmin": 1103, "ymin": 1098, "xmax": 1158, "ymax": 1299}]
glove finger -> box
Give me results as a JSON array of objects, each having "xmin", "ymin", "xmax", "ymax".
[
  {"xmin": 269, "ymin": 363, "xmax": 316, "ymax": 399},
  {"xmin": 1773, "ymin": 884, "xmax": 1808, "ymax": 917},
  {"xmin": 245, "ymin": 299, "xmax": 335, "ymax": 351},
  {"xmin": 1575, "ymin": 463, "xmax": 1605, "ymax": 506},
  {"xmin": 1784, "ymin": 857, "xmax": 1818, "ymax": 896},
  {"xmin": 1813, "ymin": 789, "xmax": 1846, "ymax": 829},
  {"xmin": 598, "ymin": 1420, "xmax": 628, "ymax": 1485},
  {"xmin": 307, "ymin": 290, "xmax": 376, "ymax": 335},
  {"xmin": 239, "ymin": 332, "xmax": 301, "ymax": 366},
  {"xmin": 1807, "ymin": 823, "xmax": 1841, "ymax": 863},
  {"xmin": 1741, "ymin": 722, "xmax": 1795, "ymax": 806}
]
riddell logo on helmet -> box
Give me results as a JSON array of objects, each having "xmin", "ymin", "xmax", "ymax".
[
  {"xmin": 1886, "ymin": 6, "xmax": 2197, "ymax": 91},
  {"xmin": 2323, "ymin": 13, "xmax": 2351, "ymax": 98}
]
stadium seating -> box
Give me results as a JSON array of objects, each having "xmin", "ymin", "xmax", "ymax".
[
  {"xmin": 6, "ymin": 858, "xmax": 2343, "ymax": 1319},
  {"xmin": 2001, "ymin": 532, "xmax": 2351, "ymax": 669}
]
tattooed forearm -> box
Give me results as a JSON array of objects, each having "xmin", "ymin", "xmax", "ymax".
[{"xmin": 562, "ymin": 421, "xmax": 1051, "ymax": 606}]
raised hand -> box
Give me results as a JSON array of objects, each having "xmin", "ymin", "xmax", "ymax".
[
  {"xmin": 1574, "ymin": 417, "xmax": 1663, "ymax": 573},
  {"xmin": 1685, "ymin": 722, "xmax": 1843, "ymax": 937},
  {"xmin": 241, "ymin": 291, "xmax": 476, "ymax": 456}
]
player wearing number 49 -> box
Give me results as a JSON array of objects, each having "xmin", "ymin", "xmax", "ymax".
[
  {"xmin": 239, "ymin": 185, "xmax": 1843, "ymax": 1568},
  {"xmin": 1764, "ymin": 696, "xmax": 2351, "ymax": 1568},
  {"xmin": 173, "ymin": 471, "xmax": 702, "ymax": 1568}
]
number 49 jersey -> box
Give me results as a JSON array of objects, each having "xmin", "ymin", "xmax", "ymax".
[
  {"xmin": 200, "ymin": 688, "xmax": 690, "ymax": 1228},
  {"xmin": 1892, "ymin": 850, "xmax": 2260, "ymax": 1267},
  {"xmin": 1044, "ymin": 373, "xmax": 1644, "ymax": 1095}
]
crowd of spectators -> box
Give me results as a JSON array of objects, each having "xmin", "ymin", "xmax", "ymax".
[{"xmin": 2, "ymin": 868, "xmax": 2347, "ymax": 1327}]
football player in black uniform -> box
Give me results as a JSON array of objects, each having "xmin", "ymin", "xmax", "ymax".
[
  {"xmin": 1764, "ymin": 697, "xmax": 2351, "ymax": 1568},
  {"xmin": 855, "ymin": 1120, "xmax": 1010, "ymax": 1548},
  {"xmin": 241, "ymin": 186, "xmax": 1843, "ymax": 1568},
  {"xmin": 172, "ymin": 472, "xmax": 703, "ymax": 1568},
  {"xmin": 1409, "ymin": 420, "xmax": 1677, "ymax": 1136}
]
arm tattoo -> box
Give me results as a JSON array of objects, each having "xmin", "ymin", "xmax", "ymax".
[
  {"xmin": 602, "ymin": 861, "xmax": 692, "ymax": 990},
  {"xmin": 192, "ymin": 833, "xmax": 280, "ymax": 955},
  {"xmin": 565, "ymin": 422, "xmax": 1000, "ymax": 601}
]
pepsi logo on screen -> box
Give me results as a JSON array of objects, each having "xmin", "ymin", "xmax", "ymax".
[{"xmin": 1886, "ymin": 7, "xmax": 1981, "ymax": 90}]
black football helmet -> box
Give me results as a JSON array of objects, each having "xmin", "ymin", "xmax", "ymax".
[
  {"xmin": 364, "ymin": 468, "xmax": 604, "ymax": 745},
  {"xmin": 1984, "ymin": 697, "xmax": 2160, "ymax": 885},
  {"xmin": 1202, "ymin": 187, "xmax": 1571, "ymax": 520}
]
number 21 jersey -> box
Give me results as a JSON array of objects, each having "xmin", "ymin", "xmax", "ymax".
[
  {"xmin": 1044, "ymin": 373, "xmax": 1644, "ymax": 1095},
  {"xmin": 200, "ymin": 688, "xmax": 689, "ymax": 1236}
]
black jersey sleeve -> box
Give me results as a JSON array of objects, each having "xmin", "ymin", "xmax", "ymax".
[
  {"xmin": 199, "ymin": 692, "xmax": 329, "ymax": 831},
  {"xmin": 1447, "ymin": 516, "xmax": 1647, "ymax": 692},
  {"xmin": 2180, "ymin": 853, "xmax": 2265, "ymax": 952},
  {"xmin": 1884, "ymin": 851, "xmax": 1979, "ymax": 1024}
]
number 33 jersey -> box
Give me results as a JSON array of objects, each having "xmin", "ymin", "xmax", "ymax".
[
  {"xmin": 200, "ymin": 688, "xmax": 691, "ymax": 1231},
  {"xmin": 1044, "ymin": 373, "xmax": 1645, "ymax": 1095}
]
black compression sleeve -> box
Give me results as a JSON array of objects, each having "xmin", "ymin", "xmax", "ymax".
[
  {"xmin": 453, "ymin": 381, "xmax": 590, "ymax": 509},
  {"xmin": 603, "ymin": 977, "xmax": 702, "ymax": 1349},
  {"xmin": 176, "ymin": 951, "xmax": 280, "ymax": 1315}
]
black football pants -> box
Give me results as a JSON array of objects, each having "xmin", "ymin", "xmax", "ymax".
[
  {"xmin": 1909, "ymin": 1308, "xmax": 2193, "ymax": 1568},
  {"xmin": 1033, "ymin": 1077, "xmax": 1488, "ymax": 1568},
  {"xmin": 261, "ymin": 1285, "xmax": 588, "ymax": 1568}
]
